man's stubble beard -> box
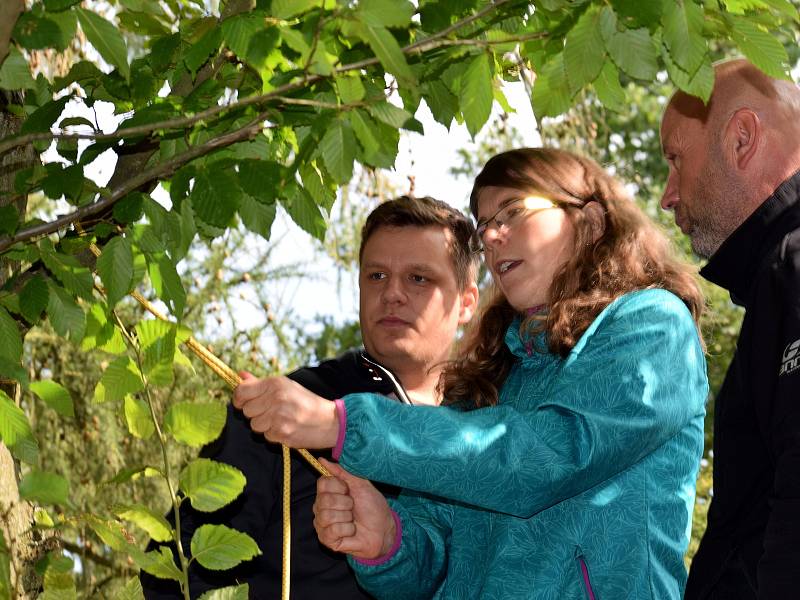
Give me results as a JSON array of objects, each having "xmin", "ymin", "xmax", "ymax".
[{"xmin": 688, "ymin": 153, "xmax": 748, "ymax": 259}]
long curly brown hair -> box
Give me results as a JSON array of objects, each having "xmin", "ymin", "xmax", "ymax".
[{"xmin": 440, "ymin": 148, "xmax": 704, "ymax": 408}]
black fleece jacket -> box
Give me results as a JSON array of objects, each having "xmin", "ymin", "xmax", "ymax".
[
  {"xmin": 686, "ymin": 171, "xmax": 800, "ymax": 599},
  {"xmin": 141, "ymin": 349, "xmax": 404, "ymax": 599}
]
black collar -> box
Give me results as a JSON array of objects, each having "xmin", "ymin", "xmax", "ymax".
[{"xmin": 700, "ymin": 170, "xmax": 800, "ymax": 307}]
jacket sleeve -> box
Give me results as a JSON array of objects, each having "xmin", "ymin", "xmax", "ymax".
[
  {"xmin": 349, "ymin": 491, "xmax": 454, "ymax": 599},
  {"xmin": 141, "ymin": 403, "xmax": 279, "ymax": 598},
  {"xmin": 758, "ymin": 235, "xmax": 800, "ymax": 597},
  {"xmin": 338, "ymin": 290, "xmax": 708, "ymax": 518}
]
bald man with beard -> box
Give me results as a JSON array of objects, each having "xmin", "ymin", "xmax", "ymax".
[{"xmin": 660, "ymin": 59, "xmax": 800, "ymax": 599}]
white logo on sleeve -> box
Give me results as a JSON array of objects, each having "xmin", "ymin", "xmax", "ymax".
[{"xmin": 779, "ymin": 339, "xmax": 800, "ymax": 376}]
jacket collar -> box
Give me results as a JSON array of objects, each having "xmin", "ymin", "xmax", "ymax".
[{"xmin": 700, "ymin": 170, "xmax": 800, "ymax": 307}]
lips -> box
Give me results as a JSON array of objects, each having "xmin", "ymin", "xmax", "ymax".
[
  {"xmin": 495, "ymin": 259, "xmax": 522, "ymax": 275},
  {"xmin": 378, "ymin": 316, "xmax": 410, "ymax": 327}
]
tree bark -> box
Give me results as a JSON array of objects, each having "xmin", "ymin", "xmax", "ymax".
[
  {"xmin": 0, "ymin": 101, "xmax": 45, "ymax": 600},
  {"xmin": 0, "ymin": 0, "xmax": 23, "ymax": 67}
]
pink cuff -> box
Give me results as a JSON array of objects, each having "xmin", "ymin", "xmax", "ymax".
[
  {"xmin": 354, "ymin": 509, "xmax": 402, "ymax": 566},
  {"xmin": 332, "ymin": 399, "xmax": 347, "ymax": 461}
]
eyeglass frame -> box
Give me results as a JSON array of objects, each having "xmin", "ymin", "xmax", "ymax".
[{"xmin": 470, "ymin": 195, "xmax": 565, "ymax": 253}]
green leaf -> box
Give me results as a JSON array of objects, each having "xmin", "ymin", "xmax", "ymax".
[
  {"xmin": 19, "ymin": 275, "xmax": 49, "ymax": 324},
  {"xmin": 124, "ymin": 396, "xmax": 155, "ymax": 439},
  {"xmin": 20, "ymin": 96, "xmax": 70, "ymax": 135},
  {"xmin": 183, "ymin": 25, "xmax": 222, "ymax": 74},
  {"xmin": 19, "ymin": 471, "xmax": 69, "ymax": 506},
  {"xmin": 349, "ymin": 110, "xmax": 381, "ymax": 163},
  {"xmin": 221, "ymin": 12, "xmax": 264, "ymax": 58},
  {"xmin": 19, "ymin": 274, "xmax": 49, "ymax": 325},
  {"xmin": 0, "ymin": 390, "xmax": 38, "ymax": 464},
  {"xmin": 356, "ymin": 0, "xmax": 415, "ymax": 28},
  {"xmin": 190, "ymin": 525, "xmax": 260, "ymax": 570},
  {"xmin": 190, "ymin": 168, "xmax": 240, "ymax": 229},
  {"xmin": 610, "ymin": 0, "xmax": 664, "ymax": 27},
  {"xmin": 41, "ymin": 163, "xmax": 84, "ymax": 203},
  {"xmin": 43, "ymin": 0, "xmax": 81, "ymax": 10},
  {"xmin": 237, "ymin": 160, "xmax": 281, "ymax": 205},
  {"xmin": 76, "ymin": 9, "xmax": 130, "ymax": 80},
  {"xmin": 359, "ymin": 24, "xmax": 415, "ymax": 87},
  {"xmin": 12, "ymin": 12, "xmax": 64, "ymax": 50},
  {"xmin": 662, "ymin": 45, "xmax": 714, "ymax": 102},
  {"xmin": 0, "ymin": 356, "xmax": 30, "ymax": 389},
  {"xmin": 271, "ymin": 0, "xmax": 317, "ymax": 19},
  {"xmin": 320, "ymin": 119, "xmax": 357, "ymax": 184},
  {"xmin": 531, "ymin": 54, "xmax": 571, "ymax": 118},
  {"xmin": 600, "ymin": 7, "xmax": 659, "ymax": 81},
  {"xmin": 761, "ymin": 0, "xmax": 800, "ymax": 22},
  {"xmin": 281, "ymin": 186, "xmax": 327, "ymax": 241},
  {"xmin": 422, "ymin": 80, "xmax": 459, "ymax": 128},
  {"xmin": 0, "ymin": 307, "xmax": 22, "ymax": 362},
  {"xmin": 45, "ymin": 281, "xmax": 85, "ymax": 342},
  {"xmin": 460, "ymin": 53, "xmax": 493, "ymax": 138},
  {"xmin": 593, "ymin": 59, "xmax": 626, "ymax": 112},
  {"xmin": 40, "ymin": 555, "xmax": 76, "ymax": 600},
  {"xmin": 81, "ymin": 303, "xmax": 126, "ymax": 354},
  {"xmin": 367, "ymin": 101, "xmax": 412, "ymax": 129},
  {"xmin": 0, "ymin": 47, "xmax": 36, "ymax": 90},
  {"xmin": 729, "ymin": 16, "xmax": 790, "ymax": 79},
  {"xmin": 722, "ymin": 0, "xmax": 769, "ymax": 13},
  {"xmin": 146, "ymin": 254, "xmax": 185, "ymax": 318},
  {"xmin": 238, "ymin": 195, "xmax": 276, "ymax": 240},
  {"xmin": 164, "ymin": 402, "xmax": 226, "ymax": 447},
  {"xmin": 94, "ymin": 356, "xmax": 144, "ymax": 403},
  {"xmin": 115, "ymin": 576, "xmax": 145, "ymax": 600},
  {"xmin": 114, "ymin": 504, "xmax": 172, "ymax": 543},
  {"xmin": 564, "ymin": 6, "xmax": 606, "ymax": 95},
  {"xmin": 97, "ymin": 236, "xmax": 134, "ymax": 307},
  {"xmin": 197, "ymin": 584, "xmax": 249, "ymax": 600},
  {"xmin": 137, "ymin": 546, "xmax": 182, "ymax": 581},
  {"xmin": 662, "ymin": 0, "xmax": 707, "ymax": 77},
  {"xmin": 106, "ymin": 464, "xmax": 162, "ymax": 485},
  {"xmin": 39, "ymin": 239, "xmax": 93, "ymax": 300},
  {"xmin": 135, "ymin": 319, "xmax": 176, "ymax": 386},
  {"xmin": 180, "ymin": 459, "xmax": 246, "ymax": 512},
  {"xmin": 0, "ymin": 205, "xmax": 18, "ymax": 236},
  {"xmin": 113, "ymin": 193, "xmax": 146, "ymax": 224},
  {"xmin": 30, "ymin": 380, "xmax": 74, "ymax": 418},
  {"xmin": 335, "ymin": 75, "xmax": 366, "ymax": 104}
]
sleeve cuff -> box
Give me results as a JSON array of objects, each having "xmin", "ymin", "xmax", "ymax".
[
  {"xmin": 353, "ymin": 509, "xmax": 402, "ymax": 566},
  {"xmin": 332, "ymin": 398, "xmax": 347, "ymax": 460}
]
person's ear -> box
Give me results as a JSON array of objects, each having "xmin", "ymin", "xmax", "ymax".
[
  {"xmin": 458, "ymin": 282, "xmax": 479, "ymax": 325},
  {"xmin": 725, "ymin": 108, "xmax": 760, "ymax": 170},
  {"xmin": 582, "ymin": 201, "xmax": 606, "ymax": 243}
]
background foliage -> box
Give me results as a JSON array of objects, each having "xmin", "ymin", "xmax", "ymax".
[{"xmin": 0, "ymin": 0, "xmax": 798, "ymax": 597}]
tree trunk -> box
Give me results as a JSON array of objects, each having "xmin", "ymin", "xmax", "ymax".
[{"xmin": 0, "ymin": 97, "xmax": 47, "ymax": 599}]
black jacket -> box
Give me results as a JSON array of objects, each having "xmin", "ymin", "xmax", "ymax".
[
  {"xmin": 141, "ymin": 349, "xmax": 406, "ymax": 599},
  {"xmin": 686, "ymin": 171, "xmax": 800, "ymax": 599}
]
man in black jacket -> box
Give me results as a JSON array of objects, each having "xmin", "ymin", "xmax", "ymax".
[
  {"xmin": 660, "ymin": 59, "xmax": 800, "ymax": 599},
  {"xmin": 141, "ymin": 195, "xmax": 479, "ymax": 598}
]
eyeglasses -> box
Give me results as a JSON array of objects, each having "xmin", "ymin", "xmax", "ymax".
[{"xmin": 471, "ymin": 196, "xmax": 558, "ymax": 253}]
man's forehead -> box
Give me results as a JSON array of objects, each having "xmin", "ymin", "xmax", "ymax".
[
  {"xmin": 661, "ymin": 98, "xmax": 708, "ymax": 148},
  {"xmin": 362, "ymin": 225, "xmax": 453, "ymax": 262}
]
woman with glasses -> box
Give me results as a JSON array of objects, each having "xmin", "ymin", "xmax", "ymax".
[{"xmin": 237, "ymin": 148, "xmax": 708, "ymax": 598}]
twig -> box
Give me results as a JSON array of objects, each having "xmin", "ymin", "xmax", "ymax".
[
  {"xmin": 0, "ymin": 0, "xmax": 526, "ymax": 157},
  {"xmin": 0, "ymin": 112, "xmax": 272, "ymax": 252}
]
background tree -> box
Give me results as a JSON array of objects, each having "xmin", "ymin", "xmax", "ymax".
[{"xmin": 0, "ymin": 0, "xmax": 797, "ymax": 597}]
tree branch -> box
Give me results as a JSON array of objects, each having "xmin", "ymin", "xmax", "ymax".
[
  {"xmin": 0, "ymin": 0, "xmax": 23, "ymax": 67},
  {"xmin": 0, "ymin": 0, "xmax": 528, "ymax": 157},
  {"xmin": 0, "ymin": 113, "xmax": 271, "ymax": 252}
]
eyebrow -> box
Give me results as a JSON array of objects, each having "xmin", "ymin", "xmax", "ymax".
[{"xmin": 360, "ymin": 262, "xmax": 438, "ymax": 274}]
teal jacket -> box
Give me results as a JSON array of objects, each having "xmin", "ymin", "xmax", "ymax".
[{"xmin": 338, "ymin": 289, "xmax": 708, "ymax": 599}]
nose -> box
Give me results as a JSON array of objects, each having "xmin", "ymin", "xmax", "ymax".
[
  {"xmin": 482, "ymin": 223, "xmax": 507, "ymax": 248},
  {"xmin": 381, "ymin": 276, "xmax": 406, "ymax": 304},
  {"xmin": 661, "ymin": 172, "xmax": 679, "ymax": 211}
]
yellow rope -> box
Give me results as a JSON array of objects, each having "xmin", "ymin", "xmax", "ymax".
[{"xmin": 81, "ymin": 233, "xmax": 330, "ymax": 599}]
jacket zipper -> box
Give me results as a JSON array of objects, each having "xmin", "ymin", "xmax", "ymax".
[{"xmin": 575, "ymin": 552, "xmax": 597, "ymax": 600}]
